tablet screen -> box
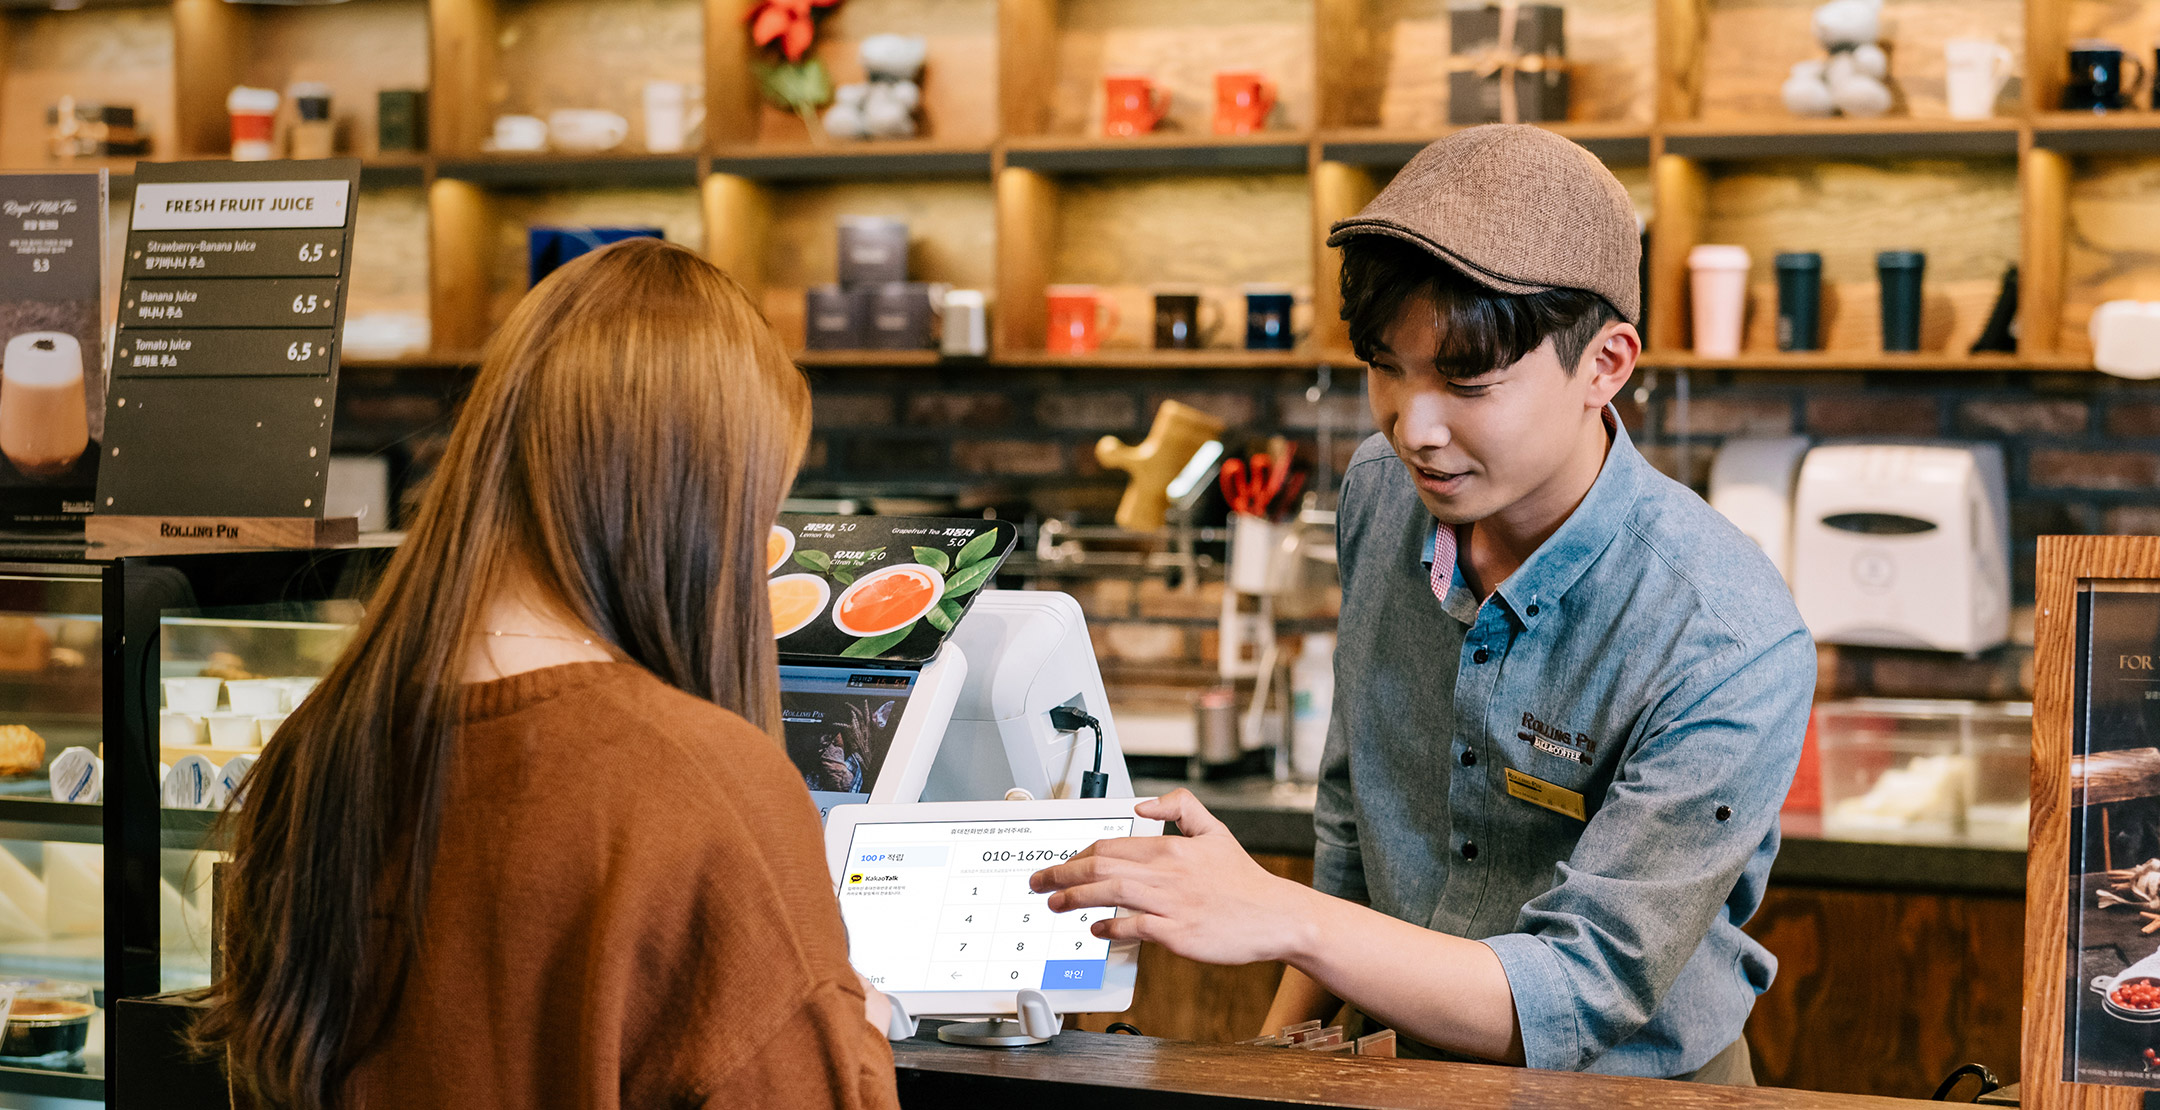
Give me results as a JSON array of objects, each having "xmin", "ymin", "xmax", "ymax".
[
  {"xmin": 780, "ymin": 664, "xmax": 914, "ymax": 812},
  {"xmin": 837, "ymin": 816, "xmax": 1135, "ymax": 993}
]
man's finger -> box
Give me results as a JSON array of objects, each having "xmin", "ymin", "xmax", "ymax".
[
  {"xmin": 1044, "ymin": 875, "xmax": 1163, "ymax": 916},
  {"xmin": 1091, "ymin": 912, "xmax": 1160, "ymax": 943},
  {"xmin": 1139, "ymin": 788, "xmax": 1231, "ymax": 838}
]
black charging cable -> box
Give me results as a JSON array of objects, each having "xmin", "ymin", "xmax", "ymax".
[{"xmin": 1049, "ymin": 705, "xmax": 1109, "ymax": 798}]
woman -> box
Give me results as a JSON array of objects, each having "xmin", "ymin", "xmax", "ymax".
[{"xmin": 194, "ymin": 239, "xmax": 899, "ymax": 1110}]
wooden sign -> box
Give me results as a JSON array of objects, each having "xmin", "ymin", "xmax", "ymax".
[
  {"xmin": 2025, "ymin": 536, "xmax": 2160, "ymax": 1110},
  {"xmin": 87, "ymin": 158, "xmax": 360, "ymax": 549}
]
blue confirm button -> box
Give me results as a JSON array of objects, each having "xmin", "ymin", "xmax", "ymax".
[{"xmin": 1040, "ymin": 959, "xmax": 1105, "ymax": 990}]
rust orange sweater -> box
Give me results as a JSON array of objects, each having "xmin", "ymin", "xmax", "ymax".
[{"xmin": 344, "ymin": 662, "xmax": 898, "ymax": 1110}]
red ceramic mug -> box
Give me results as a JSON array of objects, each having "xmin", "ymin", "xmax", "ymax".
[
  {"xmin": 1046, "ymin": 285, "xmax": 1121, "ymax": 353},
  {"xmin": 1213, "ymin": 71, "xmax": 1276, "ymax": 135},
  {"xmin": 1103, "ymin": 74, "xmax": 1171, "ymax": 137}
]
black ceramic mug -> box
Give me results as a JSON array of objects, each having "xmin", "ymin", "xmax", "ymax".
[
  {"xmin": 2064, "ymin": 41, "xmax": 2145, "ymax": 110},
  {"xmin": 1153, "ymin": 290, "xmax": 1221, "ymax": 350}
]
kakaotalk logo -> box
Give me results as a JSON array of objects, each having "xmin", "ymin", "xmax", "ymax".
[{"xmin": 1, "ymin": 200, "xmax": 77, "ymax": 218}]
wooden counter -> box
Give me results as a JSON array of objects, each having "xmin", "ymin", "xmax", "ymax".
[
  {"xmin": 894, "ymin": 1025, "xmax": 1938, "ymax": 1109},
  {"xmin": 1120, "ymin": 777, "xmax": 2027, "ymax": 1099}
]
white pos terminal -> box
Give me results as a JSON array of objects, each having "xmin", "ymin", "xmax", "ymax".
[
  {"xmin": 773, "ymin": 516, "xmax": 1135, "ymax": 819},
  {"xmin": 824, "ymin": 797, "xmax": 1162, "ymax": 1045}
]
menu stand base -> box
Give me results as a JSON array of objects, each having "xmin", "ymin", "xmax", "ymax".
[{"xmin": 84, "ymin": 514, "xmax": 360, "ymax": 555}]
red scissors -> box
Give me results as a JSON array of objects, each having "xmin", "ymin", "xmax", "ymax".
[{"xmin": 1220, "ymin": 445, "xmax": 1296, "ymax": 518}]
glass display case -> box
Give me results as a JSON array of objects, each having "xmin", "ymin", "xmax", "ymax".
[
  {"xmin": 1816, "ymin": 697, "xmax": 2034, "ymax": 848},
  {"xmin": 0, "ymin": 543, "xmax": 392, "ymax": 1107}
]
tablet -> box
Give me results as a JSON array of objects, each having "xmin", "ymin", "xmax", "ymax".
[{"xmin": 823, "ymin": 798, "xmax": 1163, "ymax": 1017}]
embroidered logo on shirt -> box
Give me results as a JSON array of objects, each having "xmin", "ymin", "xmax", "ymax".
[{"xmin": 1517, "ymin": 710, "xmax": 1596, "ymax": 766}]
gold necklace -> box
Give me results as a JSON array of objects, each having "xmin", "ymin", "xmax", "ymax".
[{"xmin": 483, "ymin": 629, "xmax": 596, "ymax": 646}]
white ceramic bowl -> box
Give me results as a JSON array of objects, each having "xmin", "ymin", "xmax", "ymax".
[
  {"xmin": 768, "ymin": 524, "xmax": 796, "ymax": 574},
  {"xmin": 203, "ymin": 713, "xmax": 259, "ymax": 749},
  {"xmin": 158, "ymin": 713, "xmax": 204, "ymax": 747},
  {"xmin": 768, "ymin": 573, "xmax": 832, "ymax": 639},
  {"xmin": 830, "ymin": 563, "xmax": 946, "ymax": 638},
  {"xmin": 224, "ymin": 679, "xmax": 285, "ymax": 715},
  {"xmin": 161, "ymin": 677, "xmax": 221, "ymax": 715}
]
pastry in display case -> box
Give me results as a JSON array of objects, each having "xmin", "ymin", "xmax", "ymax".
[{"xmin": 0, "ymin": 543, "xmax": 393, "ymax": 1102}]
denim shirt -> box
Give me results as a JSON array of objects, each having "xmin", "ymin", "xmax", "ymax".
[{"xmin": 1315, "ymin": 417, "xmax": 1814, "ymax": 1078}]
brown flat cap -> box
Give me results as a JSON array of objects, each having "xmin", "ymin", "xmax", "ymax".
[{"xmin": 1327, "ymin": 125, "xmax": 1642, "ymax": 323}]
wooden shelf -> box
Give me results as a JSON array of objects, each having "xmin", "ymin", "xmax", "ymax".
[
  {"xmin": 1639, "ymin": 351, "xmax": 2093, "ymax": 372},
  {"xmin": 795, "ymin": 349, "xmax": 946, "ymax": 368},
  {"xmin": 1661, "ymin": 118, "xmax": 2022, "ymax": 159},
  {"xmin": 2031, "ymin": 112, "xmax": 2160, "ymax": 153},
  {"xmin": 992, "ymin": 350, "xmax": 1338, "ymax": 370},
  {"xmin": 342, "ymin": 350, "xmax": 485, "ymax": 371},
  {"xmin": 711, "ymin": 140, "xmax": 992, "ymax": 181},
  {"xmin": 1002, "ymin": 133, "xmax": 1314, "ymax": 174},
  {"xmin": 432, "ymin": 152, "xmax": 701, "ymax": 188},
  {"xmin": 1321, "ymin": 123, "xmax": 1652, "ymax": 167}
]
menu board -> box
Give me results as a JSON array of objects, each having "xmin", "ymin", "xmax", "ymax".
[
  {"xmin": 768, "ymin": 515, "xmax": 1017, "ymax": 665},
  {"xmin": 0, "ymin": 172, "xmax": 104, "ymax": 528},
  {"xmin": 2064, "ymin": 582, "xmax": 2160, "ymax": 1086},
  {"xmin": 93, "ymin": 159, "xmax": 359, "ymax": 519}
]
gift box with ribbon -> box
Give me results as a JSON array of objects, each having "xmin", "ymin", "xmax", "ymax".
[{"xmin": 1447, "ymin": 3, "xmax": 1570, "ymax": 125}]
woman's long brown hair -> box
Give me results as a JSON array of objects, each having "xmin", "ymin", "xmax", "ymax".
[{"xmin": 191, "ymin": 238, "xmax": 811, "ymax": 1110}]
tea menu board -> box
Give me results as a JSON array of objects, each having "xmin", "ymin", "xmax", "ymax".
[
  {"xmin": 0, "ymin": 171, "xmax": 104, "ymax": 528},
  {"xmin": 769, "ymin": 515, "xmax": 1018, "ymax": 665},
  {"xmin": 94, "ymin": 158, "xmax": 359, "ymax": 519},
  {"xmin": 2064, "ymin": 581, "xmax": 2160, "ymax": 1087}
]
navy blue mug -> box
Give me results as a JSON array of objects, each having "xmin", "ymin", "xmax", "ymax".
[
  {"xmin": 1244, "ymin": 288, "xmax": 1297, "ymax": 350},
  {"xmin": 528, "ymin": 226, "xmax": 664, "ymax": 286}
]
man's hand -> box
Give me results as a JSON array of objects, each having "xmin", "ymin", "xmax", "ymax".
[{"xmin": 1028, "ymin": 789, "xmax": 1322, "ymax": 967}]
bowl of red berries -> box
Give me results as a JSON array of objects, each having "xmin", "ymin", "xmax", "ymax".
[{"xmin": 2095, "ymin": 975, "xmax": 2160, "ymax": 1023}]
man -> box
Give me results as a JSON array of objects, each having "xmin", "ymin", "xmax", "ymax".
[{"xmin": 1030, "ymin": 125, "xmax": 1812, "ymax": 1083}]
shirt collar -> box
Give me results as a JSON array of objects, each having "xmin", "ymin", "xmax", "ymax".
[{"xmin": 1417, "ymin": 405, "xmax": 1647, "ymax": 632}]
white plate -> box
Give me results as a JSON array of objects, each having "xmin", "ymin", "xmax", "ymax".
[{"xmin": 830, "ymin": 563, "xmax": 946, "ymax": 638}]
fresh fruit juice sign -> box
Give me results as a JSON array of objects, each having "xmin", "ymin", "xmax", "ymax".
[{"xmin": 768, "ymin": 515, "xmax": 1017, "ymax": 663}]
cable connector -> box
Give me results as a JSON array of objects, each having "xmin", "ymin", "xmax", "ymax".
[{"xmin": 1050, "ymin": 705, "xmax": 1109, "ymax": 798}]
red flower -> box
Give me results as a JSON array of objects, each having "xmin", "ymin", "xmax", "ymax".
[{"xmin": 749, "ymin": 0, "xmax": 840, "ymax": 62}]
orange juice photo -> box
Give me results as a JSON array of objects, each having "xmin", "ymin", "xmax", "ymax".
[
  {"xmin": 831, "ymin": 564, "xmax": 946, "ymax": 638},
  {"xmin": 767, "ymin": 524, "xmax": 795, "ymax": 574},
  {"xmin": 768, "ymin": 573, "xmax": 830, "ymax": 639}
]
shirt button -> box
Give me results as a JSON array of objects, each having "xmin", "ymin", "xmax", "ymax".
[
  {"xmin": 1527, "ymin": 604, "xmax": 1540, "ymax": 616},
  {"xmin": 1461, "ymin": 841, "xmax": 1479, "ymax": 861},
  {"xmin": 1461, "ymin": 749, "xmax": 1477, "ymax": 767},
  {"xmin": 1473, "ymin": 649, "xmax": 1491, "ymax": 664}
]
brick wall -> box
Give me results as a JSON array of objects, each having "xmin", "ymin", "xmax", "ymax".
[{"xmin": 334, "ymin": 362, "xmax": 2160, "ymax": 700}]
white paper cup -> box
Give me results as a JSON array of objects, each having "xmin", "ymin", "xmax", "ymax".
[
  {"xmin": 225, "ymin": 679, "xmax": 285, "ymax": 715},
  {"xmin": 253, "ymin": 714, "xmax": 288, "ymax": 746},
  {"xmin": 204, "ymin": 713, "xmax": 259, "ymax": 749},
  {"xmin": 1688, "ymin": 244, "xmax": 1752, "ymax": 358},
  {"xmin": 158, "ymin": 712, "xmax": 204, "ymax": 747},
  {"xmin": 161, "ymin": 677, "xmax": 222, "ymax": 715}
]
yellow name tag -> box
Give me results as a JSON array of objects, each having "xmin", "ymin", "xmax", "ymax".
[{"xmin": 1505, "ymin": 768, "xmax": 1587, "ymax": 821}]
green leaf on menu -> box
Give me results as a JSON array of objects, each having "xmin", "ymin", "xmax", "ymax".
[
  {"xmin": 953, "ymin": 529, "xmax": 1000, "ymax": 569},
  {"xmin": 840, "ymin": 621, "xmax": 917, "ymax": 658},
  {"xmin": 925, "ymin": 599, "xmax": 959, "ymax": 633},
  {"xmin": 942, "ymin": 558, "xmax": 997, "ymax": 599},
  {"xmin": 831, "ymin": 568, "xmax": 855, "ymax": 587},
  {"xmin": 912, "ymin": 546, "xmax": 951, "ymax": 574},
  {"xmin": 793, "ymin": 550, "xmax": 832, "ymax": 573}
]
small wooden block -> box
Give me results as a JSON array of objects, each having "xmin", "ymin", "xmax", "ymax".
[{"xmin": 84, "ymin": 514, "xmax": 360, "ymax": 555}]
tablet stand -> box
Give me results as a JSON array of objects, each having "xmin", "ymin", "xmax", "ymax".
[{"xmin": 936, "ymin": 989, "xmax": 1064, "ymax": 1047}]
